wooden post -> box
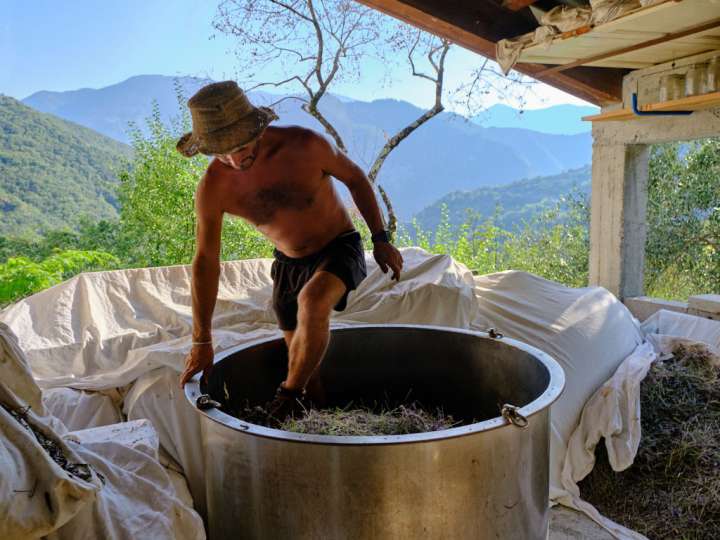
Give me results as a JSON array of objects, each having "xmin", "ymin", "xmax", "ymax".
[{"xmin": 589, "ymin": 143, "xmax": 649, "ymax": 299}]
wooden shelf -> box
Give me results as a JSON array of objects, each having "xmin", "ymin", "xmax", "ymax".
[{"xmin": 582, "ymin": 91, "xmax": 720, "ymax": 122}]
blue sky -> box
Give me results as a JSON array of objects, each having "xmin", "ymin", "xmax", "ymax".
[{"xmin": 1, "ymin": 0, "xmax": 590, "ymax": 110}]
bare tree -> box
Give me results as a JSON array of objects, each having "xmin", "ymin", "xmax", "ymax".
[
  {"xmin": 214, "ymin": 0, "xmax": 385, "ymax": 153},
  {"xmin": 214, "ymin": 0, "xmax": 529, "ymax": 236},
  {"xmin": 367, "ymin": 30, "xmax": 451, "ymax": 234}
]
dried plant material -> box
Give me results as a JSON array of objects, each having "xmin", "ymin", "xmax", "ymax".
[
  {"xmin": 1, "ymin": 403, "xmax": 95, "ymax": 483},
  {"xmin": 580, "ymin": 343, "xmax": 720, "ymax": 539},
  {"xmin": 231, "ymin": 400, "xmax": 459, "ymax": 435},
  {"xmin": 281, "ymin": 403, "xmax": 459, "ymax": 436}
]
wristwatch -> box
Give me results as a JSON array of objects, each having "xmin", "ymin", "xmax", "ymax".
[{"xmin": 371, "ymin": 230, "xmax": 390, "ymax": 244}]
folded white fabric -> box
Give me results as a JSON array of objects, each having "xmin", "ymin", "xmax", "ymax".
[
  {"xmin": 496, "ymin": 26, "xmax": 557, "ymax": 75},
  {"xmin": 44, "ymin": 420, "xmax": 205, "ymax": 540},
  {"xmin": 558, "ymin": 341, "xmax": 656, "ymax": 540},
  {"xmin": 0, "ymin": 382, "xmax": 102, "ymax": 540},
  {"xmin": 642, "ymin": 309, "xmax": 720, "ymax": 358},
  {"xmin": 43, "ymin": 388, "xmax": 122, "ymax": 432},
  {"xmin": 540, "ymin": 5, "xmax": 592, "ymax": 32},
  {"xmin": 590, "ymin": 0, "xmax": 641, "ymax": 25},
  {"xmin": 0, "ymin": 320, "xmax": 205, "ymax": 540}
]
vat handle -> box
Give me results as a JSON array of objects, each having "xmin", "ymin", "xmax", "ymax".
[
  {"xmin": 501, "ymin": 404, "xmax": 529, "ymax": 429},
  {"xmin": 196, "ymin": 394, "xmax": 222, "ymax": 410},
  {"xmin": 488, "ymin": 328, "xmax": 504, "ymax": 339}
]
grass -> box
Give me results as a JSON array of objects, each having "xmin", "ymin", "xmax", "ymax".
[{"xmin": 580, "ymin": 343, "xmax": 720, "ymax": 539}]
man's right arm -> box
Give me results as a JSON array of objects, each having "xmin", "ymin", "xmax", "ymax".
[{"xmin": 180, "ymin": 173, "xmax": 223, "ymax": 386}]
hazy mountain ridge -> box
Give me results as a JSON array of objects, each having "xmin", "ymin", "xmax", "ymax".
[
  {"xmin": 24, "ymin": 75, "xmax": 592, "ymax": 219},
  {"xmin": 473, "ymin": 103, "xmax": 598, "ymax": 134}
]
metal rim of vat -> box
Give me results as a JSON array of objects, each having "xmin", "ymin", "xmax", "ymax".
[{"xmin": 184, "ymin": 324, "xmax": 566, "ymax": 446}]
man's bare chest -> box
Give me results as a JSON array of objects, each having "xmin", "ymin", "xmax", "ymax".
[{"xmin": 229, "ymin": 177, "xmax": 319, "ymax": 225}]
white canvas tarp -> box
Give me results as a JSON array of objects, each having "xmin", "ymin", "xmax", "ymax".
[
  {"xmin": 471, "ymin": 271, "xmax": 644, "ymax": 500},
  {"xmin": 1, "ymin": 249, "xmax": 478, "ymax": 391},
  {"xmin": 4, "ymin": 254, "xmax": 674, "ymax": 539},
  {"xmin": 558, "ymin": 310, "xmax": 720, "ymax": 539},
  {"xmin": 0, "ymin": 323, "xmax": 205, "ymax": 540},
  {"xmin": 641, "ymin": 308, "xmax": 720, "ymax": 357},
  {"xmin": 1, "ymin": 248, "xmax": 480, "ymax": 516}
]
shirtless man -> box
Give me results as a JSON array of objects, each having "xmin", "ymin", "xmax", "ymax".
[{"xmin": 177, "ymin": 81, "xmax": 403, "ymax": 422}]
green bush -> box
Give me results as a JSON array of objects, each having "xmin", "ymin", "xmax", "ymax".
[
  {"xmin": 0, "ymin": 250, "xmax": 119, "ymax": 306},
  {"xmin": 645, "ymin": 140, "xmax": 719, "ymax": 299},
  {"xmin": 117, "ymin": 101, "xmax": 272, "ymax": 268}
]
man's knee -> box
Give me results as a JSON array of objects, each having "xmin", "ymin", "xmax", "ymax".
[
  {"xmin": 297, "ymin": 274, "xmax": 344, "ymax": 325},
  {"xmin": 297, "ymin": 288, "xmax": 333, "ymax": 325}
]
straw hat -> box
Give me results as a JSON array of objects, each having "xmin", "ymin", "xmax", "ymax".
[{"xmin": 176, "ymin": 81, "xmax": 278, "ymax": 157}]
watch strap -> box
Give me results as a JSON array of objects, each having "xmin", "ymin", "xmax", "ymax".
[{"xmin": 371, "ymin": 230, "xmax": 390, "ymax": 244}]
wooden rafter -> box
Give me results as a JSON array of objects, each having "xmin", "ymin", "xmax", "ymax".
[
  {"xmin": 354, "ymin": 0, "xmax": 624, "ymax": 104},
  {"xmin": 537, "ymin": 17, "xmax": 720, "ymax": 76}
]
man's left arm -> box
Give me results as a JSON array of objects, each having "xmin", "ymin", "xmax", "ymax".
[{"xmin": 313, "ymin": 134, "xmax": 403, "ymax": 281}]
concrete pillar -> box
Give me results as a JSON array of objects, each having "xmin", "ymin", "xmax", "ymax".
[{"xmin": 588, "ymin": 143, "xmax": 649, "ymax": 299}]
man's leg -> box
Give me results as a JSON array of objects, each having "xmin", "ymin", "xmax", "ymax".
[
  {"xmin": 282, "ymin": 330, "xmax": 294, "ymax": 349},
  {"xmin": 283, "ymin": 270, "xmax": 346, "ymax": 391}
]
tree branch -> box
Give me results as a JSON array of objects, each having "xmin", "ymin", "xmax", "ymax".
[
  {"xmin": 302, "ymin": 102, "xmax": 347, "ymax": 152},
  {"xmin": 268, "ymin": 0, "xmax": 312, "ymax": 22},
  {"xmin": 269, "ymin": 95, "xmax": 309, "ymax": 107},
  {"xmin": 247, "ymin": 75, "xmax": 309, "ymax": 93},
  {"xmin": 307, "ymin": 0, "xmax": 326, "ymax": 89},
  {"xmin": 408, "ymin": 35, "xmax": 435, "ymax": 83},
  {"xmin": 377, "ymin": 184, "xmax": 397, "ymax": 238},
  {"xmin": 367, "ymin": 104, "xmax": 443, "ymax": 186}
]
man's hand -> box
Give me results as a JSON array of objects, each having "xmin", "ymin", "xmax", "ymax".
[
  {"xmin": 373, "ymin": 242, "xmax": 403, "ymax": 281},
  {"xmin": 180, "ymin": 343, "xmax": 214, "ymax": 387}
]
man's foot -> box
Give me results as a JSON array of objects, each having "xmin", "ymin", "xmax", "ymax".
[
  {"xmin": 264, "ymin": 384, "xmax": 307, "ymax": 428},
  {"xmin": 305, "ymin": 375, "xmax": 327, "ymax": 408}
]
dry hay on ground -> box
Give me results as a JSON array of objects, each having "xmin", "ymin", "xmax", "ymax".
[{"xmin": 580, "ymin": 344, "xmax": 720, "ymax": 539}]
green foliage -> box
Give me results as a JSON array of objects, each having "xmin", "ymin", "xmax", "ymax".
[
  {"xmin": 0, "ymin": 250, "xmax": 119, "ymax": 306},
  {"xmin": 117, "ymin": 102, "xmax": 207, "ymax": 267},
  {"xmin": 117, "ymin": 98, "xmax": 272, "ymax": 267},
  {"xmin": 393, "ymin": 195, "xmax": 589, "ymax": 287},
  {"xmin": 0, "ymin": 218, "xmax": 122, "ymax": 263},
  {"xmin": 0, "ymin": 96, "xmax": 131, "ymax": 237},
  {"xmin": 502, "ymin": 193, "xmax": 589, "ymax": 287},
  {"xmin": 645, "ymin": 140, "xmax": 719, "ymax": 299}
]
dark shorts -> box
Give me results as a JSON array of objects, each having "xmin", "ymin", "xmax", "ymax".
[{"xmin": 271, "ymin": 229, "xmax": 367, "ymax": 331}]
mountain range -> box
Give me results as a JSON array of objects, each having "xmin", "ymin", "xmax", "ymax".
[
  {"xmin": 473, "ymin": 103, "xmax": 597, "ymax": 134},
  {"xmin": 413, "ymin": 165, "xmax": 591, "ymax": 232},
  {"xmin": 23, "ymin": 75, "xmax": 592, "ymax": 220},
  {"xmin": 0, "ymin": 96, "xmax": 130, "ymax": 237}
]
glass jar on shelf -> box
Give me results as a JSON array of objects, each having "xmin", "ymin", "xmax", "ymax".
[
  {"xmin": 685, "ymin": 63, "xmax": 708, "ymax": 96},
  {"xmin": 705, "ymin": 56, "xmax": 720, "ymax": 93},
  {"xmin": 659, "ymin": 73, "xmax": 686, "ymax": 102}
]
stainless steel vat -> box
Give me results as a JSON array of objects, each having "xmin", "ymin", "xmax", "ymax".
[{"xmin": 185, "ymin": 324, "xmax": 565, "ymax": 540}]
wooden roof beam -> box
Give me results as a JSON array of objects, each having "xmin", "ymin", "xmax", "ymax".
[
  {"xmin": 355, "ymin": 0, "xmax": 624, "ymax": 104},
  {"xmin": 537, "ymin": 17, "xmax": 720, "ymax": 76}
]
